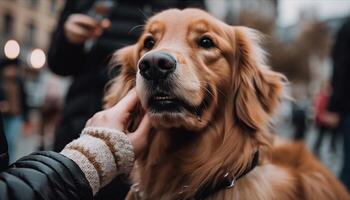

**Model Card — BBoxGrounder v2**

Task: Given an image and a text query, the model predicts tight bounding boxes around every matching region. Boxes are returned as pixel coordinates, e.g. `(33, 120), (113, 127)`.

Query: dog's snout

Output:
(139, 52), (176, 80)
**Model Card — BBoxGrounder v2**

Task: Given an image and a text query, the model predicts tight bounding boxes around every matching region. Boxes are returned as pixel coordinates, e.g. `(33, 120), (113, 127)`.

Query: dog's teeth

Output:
(155, 96), (174, 100)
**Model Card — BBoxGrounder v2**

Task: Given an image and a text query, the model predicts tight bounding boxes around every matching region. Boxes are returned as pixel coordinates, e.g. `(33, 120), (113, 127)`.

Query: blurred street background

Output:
(0, 0), (349, 181)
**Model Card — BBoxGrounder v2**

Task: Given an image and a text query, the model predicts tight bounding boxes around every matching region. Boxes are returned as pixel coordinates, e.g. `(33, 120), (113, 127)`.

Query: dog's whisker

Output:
(176, 79), (219, 100)
(128, 24), (145, 34)
(197, 81), (226, 98)
(138, 8), (150, 19)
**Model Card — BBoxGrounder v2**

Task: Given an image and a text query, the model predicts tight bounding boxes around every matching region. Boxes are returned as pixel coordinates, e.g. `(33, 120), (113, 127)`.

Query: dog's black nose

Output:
(138, 52), (176, 80)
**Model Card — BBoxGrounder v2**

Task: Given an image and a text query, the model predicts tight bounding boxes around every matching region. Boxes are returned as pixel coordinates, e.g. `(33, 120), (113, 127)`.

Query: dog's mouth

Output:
(139, 83), (214, 129)
(148, 92), (185, 113)
(146, 86), (212, 118)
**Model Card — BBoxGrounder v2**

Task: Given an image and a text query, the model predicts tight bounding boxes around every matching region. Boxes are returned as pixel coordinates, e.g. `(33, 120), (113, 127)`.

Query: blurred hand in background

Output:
(321, 111), (340, 128)
(64, 14), (110, 45)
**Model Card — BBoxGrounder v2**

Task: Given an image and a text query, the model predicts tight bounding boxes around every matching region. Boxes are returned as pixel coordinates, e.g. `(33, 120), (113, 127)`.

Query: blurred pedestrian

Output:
(313, 82), (339, 156)
(292, 101), (308, 140)
(0, 58), (30, 162)
(326, 17), (350, 190)
(38, 92), (62, 151)
(48, 1), (205, 199)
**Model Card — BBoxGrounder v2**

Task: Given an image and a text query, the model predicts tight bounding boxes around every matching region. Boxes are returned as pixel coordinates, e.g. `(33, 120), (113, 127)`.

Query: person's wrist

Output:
(61, 127), (135, 195)
(81, 127), (135, 175)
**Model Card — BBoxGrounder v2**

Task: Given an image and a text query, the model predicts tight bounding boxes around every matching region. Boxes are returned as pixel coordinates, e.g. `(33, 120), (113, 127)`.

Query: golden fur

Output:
(104, 9), (350, 200)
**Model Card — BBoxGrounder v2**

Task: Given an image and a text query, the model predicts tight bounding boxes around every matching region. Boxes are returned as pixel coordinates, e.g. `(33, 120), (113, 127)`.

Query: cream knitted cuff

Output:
(61, 127), (135, 195)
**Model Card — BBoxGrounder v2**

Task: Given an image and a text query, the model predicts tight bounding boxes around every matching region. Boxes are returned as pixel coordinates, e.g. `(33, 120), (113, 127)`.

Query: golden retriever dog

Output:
(104, 9), (350, 200)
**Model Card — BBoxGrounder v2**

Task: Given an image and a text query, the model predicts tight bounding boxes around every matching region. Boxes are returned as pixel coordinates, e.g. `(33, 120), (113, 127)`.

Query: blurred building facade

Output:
(0, 0), (66, 108)
(0, 0), (64, 55)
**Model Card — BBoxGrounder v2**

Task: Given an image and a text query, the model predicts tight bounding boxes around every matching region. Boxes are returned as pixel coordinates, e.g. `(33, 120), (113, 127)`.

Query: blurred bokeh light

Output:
(4, 40), (20, 59)
(29, 48), (46, 69)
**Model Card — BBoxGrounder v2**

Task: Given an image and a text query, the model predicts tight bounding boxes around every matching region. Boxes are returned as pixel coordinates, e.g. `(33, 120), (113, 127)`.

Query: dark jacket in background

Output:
(328, 18), (350, 114)
(48, 1), (205, 199)
(0, 112), (93, 200)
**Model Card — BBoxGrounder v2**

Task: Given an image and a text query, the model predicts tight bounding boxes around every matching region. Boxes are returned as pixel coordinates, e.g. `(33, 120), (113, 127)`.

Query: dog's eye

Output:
(144, 36), (155, 50)
(198, 36), (215, 49)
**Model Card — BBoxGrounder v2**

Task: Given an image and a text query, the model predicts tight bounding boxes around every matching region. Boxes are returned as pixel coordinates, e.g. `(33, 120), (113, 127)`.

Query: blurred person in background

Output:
(291, 101), (308, 140)
(48, 1), (205, 199)
(326, 17), (350, 190)
(38, 90), (62, 151)
(290, 84), (310, 141)
(0, 58), (29, 163)
(313, 82), (339, 156)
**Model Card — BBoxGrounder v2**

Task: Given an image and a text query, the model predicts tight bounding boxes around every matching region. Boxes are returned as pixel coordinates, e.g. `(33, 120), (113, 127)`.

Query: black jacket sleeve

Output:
(47, 0), (86, 76)
(0, 151), (93, 200)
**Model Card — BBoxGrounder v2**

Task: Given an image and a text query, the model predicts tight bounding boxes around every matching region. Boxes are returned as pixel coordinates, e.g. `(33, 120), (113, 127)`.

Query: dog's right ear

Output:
(104, 44), (139, 108)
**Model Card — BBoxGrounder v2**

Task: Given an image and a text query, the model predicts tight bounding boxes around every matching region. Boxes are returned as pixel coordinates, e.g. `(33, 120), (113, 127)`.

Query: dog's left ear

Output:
(104, 44), (139, 108)
(231, 27), (286, 132)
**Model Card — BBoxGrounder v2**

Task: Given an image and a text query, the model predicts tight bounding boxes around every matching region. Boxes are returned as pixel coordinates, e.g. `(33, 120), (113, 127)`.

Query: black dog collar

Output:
(193, 151), (260, 200)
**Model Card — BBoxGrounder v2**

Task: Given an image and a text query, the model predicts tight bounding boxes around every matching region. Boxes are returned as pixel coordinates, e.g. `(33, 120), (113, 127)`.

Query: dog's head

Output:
(105, 9), (284, 133)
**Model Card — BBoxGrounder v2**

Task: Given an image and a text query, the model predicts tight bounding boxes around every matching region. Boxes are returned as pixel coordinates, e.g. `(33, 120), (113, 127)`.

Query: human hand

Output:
(85, 90), (152, 158)
(321, 111), (340, 128)
(64, 14), (110, 45)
